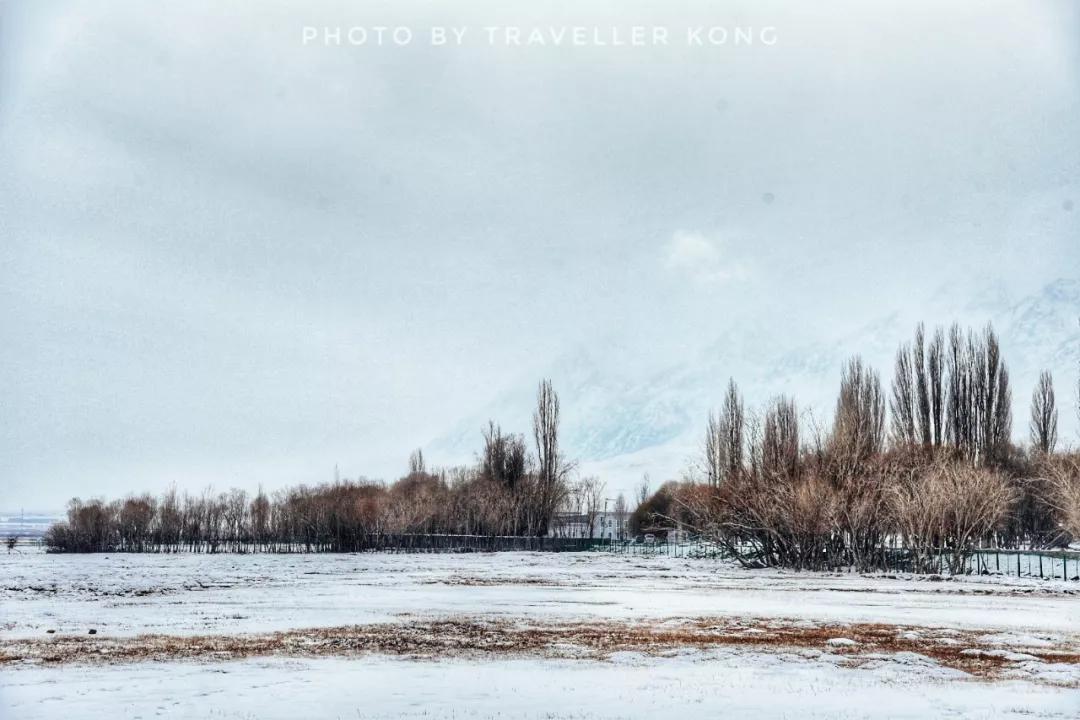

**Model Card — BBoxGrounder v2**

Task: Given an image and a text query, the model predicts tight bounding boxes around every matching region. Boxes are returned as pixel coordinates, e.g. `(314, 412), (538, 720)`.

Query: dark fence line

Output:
(35, 531), (1080, 579)
(602, 540), (1080, 580)
(346, 534), (596, 553)
(929, 548), (1080, 580)
(860, 547), (1080, 579)
(44, 533), (599, 554)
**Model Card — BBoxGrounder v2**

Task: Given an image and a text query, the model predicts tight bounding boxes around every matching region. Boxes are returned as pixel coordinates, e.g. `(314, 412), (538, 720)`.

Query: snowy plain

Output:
(2, 550), (1078, 719)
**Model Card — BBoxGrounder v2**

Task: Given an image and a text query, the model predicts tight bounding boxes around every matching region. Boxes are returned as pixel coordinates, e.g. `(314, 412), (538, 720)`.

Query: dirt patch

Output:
(420, 576), (571, 587)
(2, 617), (1077, 685)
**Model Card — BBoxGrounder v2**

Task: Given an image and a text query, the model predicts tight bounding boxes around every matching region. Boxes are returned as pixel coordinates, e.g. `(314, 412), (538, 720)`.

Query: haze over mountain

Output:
(429, 278), (1080, 498)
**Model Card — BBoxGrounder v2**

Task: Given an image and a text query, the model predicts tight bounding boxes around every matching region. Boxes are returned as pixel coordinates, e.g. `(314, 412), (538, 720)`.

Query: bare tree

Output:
(704, 379), (746, 485)
(636, 474), (651, 507)
(251, 488), (270, 552)
(481, 422), (528, 489)
(890, 341), (917, 446)
(1043, 455), (1080, 540)
(1029, 371), (1058, 455)
(408, 448), (426, 475)
(579, 476), (606, 538)
(981, 325), (1012, 463)
(946, 324), (971, 457)
(891, 461), (1016, 573)
(533, 379), (570, 536)
(946, 324), (1012, 464)
(703, 410), (725, 487)
(830, 356), (885, 477)
(912, 324), (931, 446)
(891, 324), (946, 448)
(722, 379), (745, 481)
(761, 395), (799, 480)
(927, 327), (946, 447)
(613, 493), (628, 541)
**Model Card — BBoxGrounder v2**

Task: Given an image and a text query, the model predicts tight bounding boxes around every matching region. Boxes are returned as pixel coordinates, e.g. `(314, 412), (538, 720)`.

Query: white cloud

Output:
(663, 231), (747, 285)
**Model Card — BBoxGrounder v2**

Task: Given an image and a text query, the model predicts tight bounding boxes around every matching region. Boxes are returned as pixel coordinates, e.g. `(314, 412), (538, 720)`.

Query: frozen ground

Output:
(6, 652), (1080, 720)
(2, 550), (1078, 718)
(3, 550), (1078, 638)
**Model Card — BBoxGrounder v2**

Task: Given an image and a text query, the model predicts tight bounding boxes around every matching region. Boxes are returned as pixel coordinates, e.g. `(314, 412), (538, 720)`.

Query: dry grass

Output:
(3, 617), (1078, 684)
(418, 575), (572, 587)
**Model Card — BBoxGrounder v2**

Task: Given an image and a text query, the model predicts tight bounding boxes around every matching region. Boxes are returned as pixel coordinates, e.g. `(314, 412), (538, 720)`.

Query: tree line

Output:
(44, 322), (1080, 568)
(633, 323), (1080, 573)
(45, 380), (583, 553)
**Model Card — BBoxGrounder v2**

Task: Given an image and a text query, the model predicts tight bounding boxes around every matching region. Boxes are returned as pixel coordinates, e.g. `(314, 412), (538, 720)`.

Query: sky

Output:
(2, 0), (1079, 510)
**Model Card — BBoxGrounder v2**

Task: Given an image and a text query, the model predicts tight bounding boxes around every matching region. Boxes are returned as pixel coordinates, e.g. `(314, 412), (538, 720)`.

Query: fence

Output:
(349, 534), (596, 553)
(918, 549), (1080, 580)
(862, 547), (1080, 580)
(19, 530), (1080, 574)
(597, 540), (1080, 580)
(596, 539), (724, 558)
(34, 533), (600, 554)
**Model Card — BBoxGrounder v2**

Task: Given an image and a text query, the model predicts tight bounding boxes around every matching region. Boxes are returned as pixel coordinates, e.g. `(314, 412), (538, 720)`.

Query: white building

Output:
(547, 511), (628, 541)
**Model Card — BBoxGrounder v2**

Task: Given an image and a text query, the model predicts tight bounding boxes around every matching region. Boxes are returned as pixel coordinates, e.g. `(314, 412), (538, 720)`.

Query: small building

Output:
(548, 511), (628, 541)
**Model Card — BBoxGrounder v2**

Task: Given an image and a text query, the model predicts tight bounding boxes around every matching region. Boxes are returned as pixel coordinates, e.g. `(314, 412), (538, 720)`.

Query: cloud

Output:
(1, 0), (1078, 509)
(663, 231), (747, 285)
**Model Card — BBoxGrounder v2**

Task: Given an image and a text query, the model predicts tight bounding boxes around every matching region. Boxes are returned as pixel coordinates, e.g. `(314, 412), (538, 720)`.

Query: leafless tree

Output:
(408, 448), (426, 475)
(579, 476), (606, 538)
(891, 342), (917, 446)
(1030, 370), (1058, 455)
(636, 474), (651, 507)
(761, 395), (799, 480)
(1042, 455), (1080, 540)
(481, 422), (528, 490)
(533, 379), (571, 536)
(251, 488), (270, 552)
(946, 324), (1012, 464)
(981, 325), (1012, 463)
(720, 379), (745, 481)
(703, 410), (725, 487)
(703, 380), (745, 486)
(890, 461), (1016, 573)
(613, 493), (628, 541)
(891, 324), (946, 448)
(830, 356), (885, 478)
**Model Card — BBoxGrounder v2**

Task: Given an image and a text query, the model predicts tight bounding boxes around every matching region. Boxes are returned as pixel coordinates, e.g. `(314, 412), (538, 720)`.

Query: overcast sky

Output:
(2, 1), (1079, 510)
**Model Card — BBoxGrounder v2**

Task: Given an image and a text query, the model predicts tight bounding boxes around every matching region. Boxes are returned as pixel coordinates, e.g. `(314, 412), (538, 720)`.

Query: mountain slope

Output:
(428, 279), (1080, 491)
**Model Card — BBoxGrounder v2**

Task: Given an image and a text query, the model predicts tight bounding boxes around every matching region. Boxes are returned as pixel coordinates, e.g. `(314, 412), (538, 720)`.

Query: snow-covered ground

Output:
(2, 550), (1078, 718)
(6, 652), (1080, 720)
(4, 550), (1079, 638)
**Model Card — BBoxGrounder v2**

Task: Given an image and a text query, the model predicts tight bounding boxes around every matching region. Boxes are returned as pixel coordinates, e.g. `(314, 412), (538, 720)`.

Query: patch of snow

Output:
(7, 653), (1078, 720)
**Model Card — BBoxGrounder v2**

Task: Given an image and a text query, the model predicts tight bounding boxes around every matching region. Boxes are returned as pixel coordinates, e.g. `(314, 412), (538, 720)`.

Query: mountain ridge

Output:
(428, 279), (1080, 489)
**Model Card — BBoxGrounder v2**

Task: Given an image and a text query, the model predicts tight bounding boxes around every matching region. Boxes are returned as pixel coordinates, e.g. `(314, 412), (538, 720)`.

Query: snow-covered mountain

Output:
(428, 279), (1080, 493)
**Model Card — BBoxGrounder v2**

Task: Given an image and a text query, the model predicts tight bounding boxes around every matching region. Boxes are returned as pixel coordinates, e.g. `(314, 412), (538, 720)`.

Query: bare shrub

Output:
(891, 461), (1016, 573)
(1040, 454), (1080, 541)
